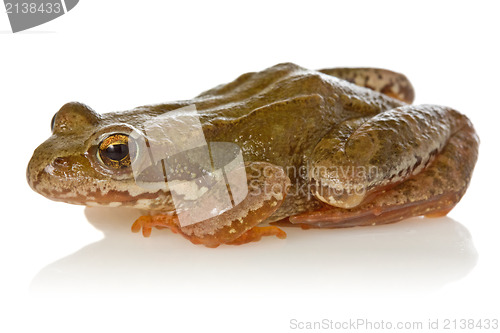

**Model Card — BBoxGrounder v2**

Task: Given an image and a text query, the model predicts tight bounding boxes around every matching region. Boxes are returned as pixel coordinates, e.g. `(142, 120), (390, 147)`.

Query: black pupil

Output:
(105, 144), (129, 161)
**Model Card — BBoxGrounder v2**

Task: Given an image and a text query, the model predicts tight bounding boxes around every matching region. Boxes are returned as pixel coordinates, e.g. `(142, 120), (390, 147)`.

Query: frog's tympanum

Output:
(27, 63), (479, 247)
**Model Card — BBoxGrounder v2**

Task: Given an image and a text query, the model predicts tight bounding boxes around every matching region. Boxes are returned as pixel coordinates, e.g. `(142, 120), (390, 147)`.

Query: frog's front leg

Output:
(295, 104), (479, 227)
(132, 162), (290, 247)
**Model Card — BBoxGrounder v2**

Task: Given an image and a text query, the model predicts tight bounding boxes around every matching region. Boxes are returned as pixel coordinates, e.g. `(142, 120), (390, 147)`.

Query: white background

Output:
(1, 1), (499, 332)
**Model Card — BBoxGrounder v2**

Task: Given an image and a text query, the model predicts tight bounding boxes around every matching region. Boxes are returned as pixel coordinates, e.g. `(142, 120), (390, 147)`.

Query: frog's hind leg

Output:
(294, 104), (479, 228)
(318, 67), (415, 104)
(131, 162), (290, 247)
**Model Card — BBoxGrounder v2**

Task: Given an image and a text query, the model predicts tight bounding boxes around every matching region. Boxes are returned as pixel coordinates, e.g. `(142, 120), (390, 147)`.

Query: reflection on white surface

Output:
(30, 207), (477, 295)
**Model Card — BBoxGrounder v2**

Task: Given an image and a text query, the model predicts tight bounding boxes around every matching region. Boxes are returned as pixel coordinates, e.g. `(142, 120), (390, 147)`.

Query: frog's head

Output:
(27, 102), (174, 210)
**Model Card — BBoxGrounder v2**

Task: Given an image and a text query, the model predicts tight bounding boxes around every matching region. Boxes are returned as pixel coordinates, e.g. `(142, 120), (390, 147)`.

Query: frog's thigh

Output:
(297, 105), (479, 227)
(134, 162), (290, 247)
(318, 67), (415, 104)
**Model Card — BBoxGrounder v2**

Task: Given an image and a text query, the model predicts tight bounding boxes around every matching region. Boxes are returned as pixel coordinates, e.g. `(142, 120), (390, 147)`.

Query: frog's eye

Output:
(98, 134), (131, 169)
(50, 113), (56, 132)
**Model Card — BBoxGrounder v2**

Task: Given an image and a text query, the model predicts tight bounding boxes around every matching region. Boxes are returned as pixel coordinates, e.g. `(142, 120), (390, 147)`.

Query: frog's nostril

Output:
(53, 157), (68, 168)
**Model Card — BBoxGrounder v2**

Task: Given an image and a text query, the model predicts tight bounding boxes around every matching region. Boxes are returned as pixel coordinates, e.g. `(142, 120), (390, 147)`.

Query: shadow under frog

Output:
(30, 207), (478, 295)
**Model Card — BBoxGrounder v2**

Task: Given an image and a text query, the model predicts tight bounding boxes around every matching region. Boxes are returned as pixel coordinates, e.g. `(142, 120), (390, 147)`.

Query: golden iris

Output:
(98, 134), (131, 169)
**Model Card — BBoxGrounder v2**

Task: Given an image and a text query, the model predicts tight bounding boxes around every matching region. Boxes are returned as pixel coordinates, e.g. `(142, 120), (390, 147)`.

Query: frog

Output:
(27, 63), (479, 247)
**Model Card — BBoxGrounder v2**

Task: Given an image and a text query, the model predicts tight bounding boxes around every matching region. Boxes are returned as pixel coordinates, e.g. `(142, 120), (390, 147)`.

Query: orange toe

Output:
(131, 214), (178, 237)
(226, 226), (287, 245)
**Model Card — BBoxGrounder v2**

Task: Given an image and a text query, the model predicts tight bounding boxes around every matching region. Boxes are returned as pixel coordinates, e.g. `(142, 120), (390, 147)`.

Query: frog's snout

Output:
(26, 146), (62, 201)
(26, 148), (49, 197)
(26, 137), (92, 205)
(27, 101), (102, 204)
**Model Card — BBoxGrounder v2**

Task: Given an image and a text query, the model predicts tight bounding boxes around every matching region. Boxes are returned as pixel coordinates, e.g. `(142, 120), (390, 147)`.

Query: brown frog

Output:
(26, 63), (479, 247)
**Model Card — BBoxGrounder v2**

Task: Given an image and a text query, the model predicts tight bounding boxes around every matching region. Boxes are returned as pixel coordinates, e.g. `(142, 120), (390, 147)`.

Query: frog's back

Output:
(102, 63), (403, 167)
(195, 63), (403, 165)
(194, 62), (402, 122)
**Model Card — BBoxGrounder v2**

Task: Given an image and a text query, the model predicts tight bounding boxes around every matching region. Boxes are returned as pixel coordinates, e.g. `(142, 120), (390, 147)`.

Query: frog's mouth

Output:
(27, 149), (174, 210)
